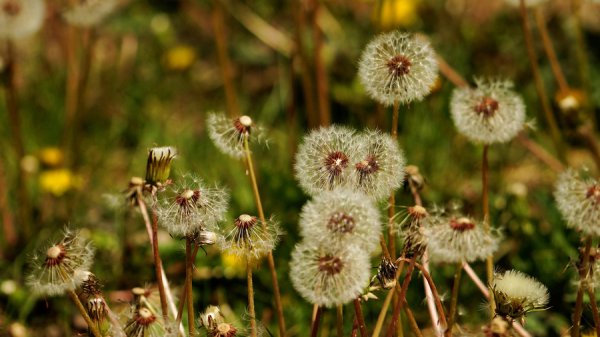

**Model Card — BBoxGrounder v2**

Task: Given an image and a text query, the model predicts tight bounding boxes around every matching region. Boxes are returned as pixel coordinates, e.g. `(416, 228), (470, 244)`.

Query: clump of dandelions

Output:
(157, 174), (229, 238)
(351, 129), (405, 201)
(295, 125), (359, 195)
(450, 78), (526, 144)
(492, 270), (549, 323)
(358, 31), (438, 105)
(554, 168), (600, 236)
(62, 0), (118, 27)
(299, 189), (381, 253)
(207, 113), (264, 159)
(220, 214), (281, 261)
(27, 228), (95, 296)
(0, 0), (45, 40)
(424, 215), (500, 263)
(290, 241), (370, 308)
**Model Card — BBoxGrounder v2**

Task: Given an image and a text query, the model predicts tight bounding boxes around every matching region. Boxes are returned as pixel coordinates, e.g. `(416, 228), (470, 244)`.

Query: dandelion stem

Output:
(336, 305), (344, 337)
(177, 244), (199, 327)
(518, 0), (564, 160)
(570, 0), (592, 109)
(308, 0), (330, 126)
(243, 136), (287, 337)
(67, 290), (103, 337)
(310, 306), (322, 337)
(586, 285), (600, 337)
(247, 259), (258, 337)
(0, 161), (17, 247)
(388, 100), (400, 258)
(516, 133), (564, 173)
(151, 200), (169, 320)
(372, 255), (407, 337)
(482, 145), (495, 318)
(572, 236), (593, 337)
(386, 258), (416, 337)
(403, 303), (424, 337)
(185, 238), (196, 336)
(445, 262), (463, 337)
(353, 298), (368, 337)
(351, 316), (359, 337)
(533, 7), (569, 93)
(436, 55), (469, 88)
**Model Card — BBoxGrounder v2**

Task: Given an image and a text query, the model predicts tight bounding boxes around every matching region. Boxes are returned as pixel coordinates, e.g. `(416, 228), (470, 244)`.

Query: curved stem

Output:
(445, 263), (463, 337)
(386, 258), (416, 337)
(243, 137), (287, 336)
(67, 290), (103, 337)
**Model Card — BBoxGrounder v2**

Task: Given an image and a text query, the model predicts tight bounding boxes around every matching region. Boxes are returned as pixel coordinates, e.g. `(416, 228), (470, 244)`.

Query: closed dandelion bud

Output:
(492, 270), (549, 323)
(207, 113), (264, 158)
(554, 168), (600, 236)
(157, 174), (229, 238)
(145, 146), (177, 186)
(299, 189), (381, 253)
(375, 257), (398, 289)
(290, 241), (370, 308)
(63, 0), (118, 27)
(358, 31), (438, 105)
(26, 228), (94, 296)
(450, 79), (526, 144)
(405, 165), (424, 190)
(80, 272), (107, 323)
(221, 214), (281, 260)
(399, 205), (428, 258)
(425, 215), (500, 263)
(0, 0), (45, 40)
(351, 130), (405, 201)
(295, 125), (359, 195)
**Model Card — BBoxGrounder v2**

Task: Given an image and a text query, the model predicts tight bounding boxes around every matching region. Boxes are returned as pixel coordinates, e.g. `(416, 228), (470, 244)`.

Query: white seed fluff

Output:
(207, 113), (264, 159)
(0, 0), (45, 40)
(63, 0), (118, 27)
(492, 269), (549, 318)
(554, 168), (600, 236)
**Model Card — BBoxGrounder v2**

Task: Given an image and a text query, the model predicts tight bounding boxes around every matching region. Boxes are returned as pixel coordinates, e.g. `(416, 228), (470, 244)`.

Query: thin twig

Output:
(353, 298), (368, 337)
(386, 258), (416, 337)
(309, 0), (330, 126)
(243, 137), (287, 336)
(150, 201), (169, 319)
(67, 290), (103, 337)
(372, 256), (407, 337)
(403, 303), (424, 337)
(516, 133), (564, 173)
(176, 244), (200, 329)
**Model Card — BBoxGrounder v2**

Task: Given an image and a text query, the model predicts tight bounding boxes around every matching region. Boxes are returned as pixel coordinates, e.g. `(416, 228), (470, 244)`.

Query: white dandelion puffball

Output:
(207, 113), (264, 159)
(299, 189), (381, 253)
(63, 0), (118, 27)
(220, 214), (281, 261)
(290, 241), (370, 308)
(358, 31), (438, 105)
(554, 168), (600, 236)
(450, 79), (526, 144)
(0, 0), (45, 40)
(492, 269), (549, 320)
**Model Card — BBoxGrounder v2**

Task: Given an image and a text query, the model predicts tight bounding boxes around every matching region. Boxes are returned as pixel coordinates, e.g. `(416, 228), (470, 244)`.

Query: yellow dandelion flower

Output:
(164, 45), (196, 71)
(38, 147), (64, 167)
(375, 0), (419, 30)
(39, 169), (79, 196)
(221, 253), (245, 279)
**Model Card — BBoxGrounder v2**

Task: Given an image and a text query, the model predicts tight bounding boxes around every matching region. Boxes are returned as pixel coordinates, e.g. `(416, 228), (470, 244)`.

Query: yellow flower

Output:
(374, 0), (419, 29)
(164, 45), (196, 71)
(38, 147), (64, 167)
(39, 169), (80, 196)
(221, 253), (245, 279)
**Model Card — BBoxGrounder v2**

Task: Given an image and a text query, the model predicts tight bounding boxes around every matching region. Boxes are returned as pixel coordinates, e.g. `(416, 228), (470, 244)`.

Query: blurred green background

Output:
(1, 0), (600, 336)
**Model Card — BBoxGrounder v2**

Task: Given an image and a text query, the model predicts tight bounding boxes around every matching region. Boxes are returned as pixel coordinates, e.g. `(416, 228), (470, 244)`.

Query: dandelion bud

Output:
(450, 79), (526, 144)
(0, 0), (45, 40)
(399, 205), (428, 258)
(424, 214), (500, 263)
(492, 270), (549, 323)
(27, 228), (95, 296)
(295, 125), (359, 195)
(375, 257), (398, 289)
(63, 0), (118, 27)
(145, 146), (177, 186)
(405, 165), (424, 190)
(290, 241), (370, 308)
(221, 214), (281, 260)
(358, 31), (438, 105)
(554, 168), (600, 236)
(299, 189), (381, 253)
(207, 113), (264, 158)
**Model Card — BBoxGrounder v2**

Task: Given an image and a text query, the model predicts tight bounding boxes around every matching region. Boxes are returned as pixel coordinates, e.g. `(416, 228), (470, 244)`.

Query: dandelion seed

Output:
(358, 31), (438, 105)
(351, 130), (405, 201)
(424, 214), (500, 263)
(157, 174), (229, 238)
(492, 270), (549, 323)
(26, 228), (94, 296)
(290, 241), (370, 308)
(0, 0), (44, 40)
(450, 79), (526, 144)
(554, 168), (600, 236)
(207, 113), (264, 159)
(295, 125), (359, 195)
(145, 146), (177, 186)
(299, 189), (381, 253)
(63, 0), (118, 27)
(221, 214), (281, 260)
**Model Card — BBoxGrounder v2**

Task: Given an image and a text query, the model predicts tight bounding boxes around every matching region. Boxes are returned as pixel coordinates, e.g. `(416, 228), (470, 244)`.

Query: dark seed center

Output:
(327, 212), (356, 233)
(135, 308), (156, 326)
(355, 155), (379, 177)
(474, 96), (499, 117)
(586, 184), (600, 203)
(450, 217), (475, 231)
(324, 151), (349, 179)
(318, 255), (344, 275)
(2, 0), (21, 16)
(387, 55), (412, 77)
(45, 244), (66, 267)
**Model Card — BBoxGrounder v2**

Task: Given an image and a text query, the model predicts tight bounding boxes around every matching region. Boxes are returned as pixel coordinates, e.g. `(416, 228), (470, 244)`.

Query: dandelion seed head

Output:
(207, 113), (264, 159)
(295, 125), (359, 195)
(145, 146), (177, 186)
(63, 0), (118, 27)
(425, 214), (500, 263)
(27, 228), (94, 297)
(399, 205), (429, 257)
(351, 130), (405, 201)
(0, 0), (44, 40)
(290, 241), (370, 308)
(554, 168), (600, 236)
(299, 189), (381, 253)
(358, 31), (438, 105)
(492, 270), (549, 321)
(450, 79), (526, 144)
(220, 215), (281, 261)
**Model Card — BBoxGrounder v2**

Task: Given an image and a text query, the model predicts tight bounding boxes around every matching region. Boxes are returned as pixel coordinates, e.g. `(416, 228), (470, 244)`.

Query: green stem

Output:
(336, 305), (343, 337)
(151, 200), (168, 320)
